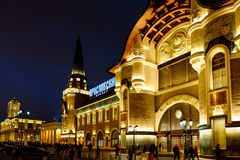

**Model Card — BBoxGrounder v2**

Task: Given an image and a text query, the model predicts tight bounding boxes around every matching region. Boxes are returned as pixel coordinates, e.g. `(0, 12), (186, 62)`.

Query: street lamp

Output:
(180, 118), (193, 158)
(129, 125), (138, 160)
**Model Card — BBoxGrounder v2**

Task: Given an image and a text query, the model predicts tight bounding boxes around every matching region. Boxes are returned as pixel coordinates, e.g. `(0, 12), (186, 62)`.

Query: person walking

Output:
(96, 146), (100, 159)
(69, 145), (75, 160)
(188, 146), (194, 160)
(173, 145), (180, 160)
(128, 147), (133, 160)
(194, 145), (199, 160)
(215, 144), (221, 160)
(159, 142), (162, 152)
(115, 145), (119, 157)
(78, 144), (82, 160)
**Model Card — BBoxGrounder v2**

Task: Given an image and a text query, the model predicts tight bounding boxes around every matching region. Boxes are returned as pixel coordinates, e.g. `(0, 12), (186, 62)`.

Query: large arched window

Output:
(97, 132), (104, 147)
(111, 130), (120, 147)
(86, 132), (91, 146)
(212, 52), (226, 89)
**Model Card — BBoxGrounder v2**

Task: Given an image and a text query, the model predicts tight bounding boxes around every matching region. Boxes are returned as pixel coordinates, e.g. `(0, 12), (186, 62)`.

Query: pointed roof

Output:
(71, 32), (85, 76)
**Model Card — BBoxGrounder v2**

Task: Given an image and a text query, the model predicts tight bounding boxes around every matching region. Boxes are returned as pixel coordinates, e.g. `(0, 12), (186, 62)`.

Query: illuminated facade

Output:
(62, 0), (240, 158)
(41, 122), (61, 144)
(0, 99), (43, 144)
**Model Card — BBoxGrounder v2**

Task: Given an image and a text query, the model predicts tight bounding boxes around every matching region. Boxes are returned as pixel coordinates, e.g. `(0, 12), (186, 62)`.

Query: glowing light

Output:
(63, 88), (89, 96)
(60, 134), (75, 138)
(226, 127), (240, 131)
(89, 77), (115, 97)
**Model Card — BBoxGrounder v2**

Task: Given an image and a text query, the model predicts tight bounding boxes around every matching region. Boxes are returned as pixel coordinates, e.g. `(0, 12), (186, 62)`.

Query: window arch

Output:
(111, 130), (120, 147)
(212, 52), (226, 89)
(86, 132), (91, 146)
(97, 131), (104, 147)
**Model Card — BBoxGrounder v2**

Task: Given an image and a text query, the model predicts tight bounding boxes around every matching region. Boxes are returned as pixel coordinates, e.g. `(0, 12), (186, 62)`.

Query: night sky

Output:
(0, 1), (147, 122)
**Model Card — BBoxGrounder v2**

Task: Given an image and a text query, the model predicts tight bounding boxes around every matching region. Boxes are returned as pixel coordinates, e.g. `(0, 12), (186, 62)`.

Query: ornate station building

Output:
(61, 0), (240, 158)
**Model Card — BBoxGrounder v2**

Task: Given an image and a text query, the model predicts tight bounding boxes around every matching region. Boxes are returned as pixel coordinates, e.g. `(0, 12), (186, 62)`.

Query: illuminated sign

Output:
(90, 77), (115, 97)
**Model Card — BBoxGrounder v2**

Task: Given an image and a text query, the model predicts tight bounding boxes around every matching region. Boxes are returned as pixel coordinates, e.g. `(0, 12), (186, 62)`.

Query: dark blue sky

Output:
(0, 0), (147, 121)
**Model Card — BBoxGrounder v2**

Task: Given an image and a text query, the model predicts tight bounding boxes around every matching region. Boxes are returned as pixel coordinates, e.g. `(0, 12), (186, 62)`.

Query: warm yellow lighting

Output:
(200, 129), (212, 134)
(189, 53), (205, 73)
(105, 130), (109, 134)
(63, 88), (90, 96)
(226, 127), (240, 131)
(60, 134), (75, 138)
(120, 122), (126, 128)
(212, 105), (224, 116)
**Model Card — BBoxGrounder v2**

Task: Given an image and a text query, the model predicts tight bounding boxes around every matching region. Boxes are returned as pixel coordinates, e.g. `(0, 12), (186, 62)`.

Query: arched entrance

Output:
(156, 95), (200, 152)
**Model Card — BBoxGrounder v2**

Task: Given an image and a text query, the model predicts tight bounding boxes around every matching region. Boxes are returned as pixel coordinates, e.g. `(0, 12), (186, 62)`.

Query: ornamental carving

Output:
(192, 9), (201, 22)
(204, 15), (234, 43)
(159, 42), (171, 62)
(132, 34), (144, 56)
(158, 31), (190, 64)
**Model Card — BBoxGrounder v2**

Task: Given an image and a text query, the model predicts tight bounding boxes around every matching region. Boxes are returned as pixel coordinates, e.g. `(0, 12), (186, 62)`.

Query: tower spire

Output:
(71, 31), (85, 76)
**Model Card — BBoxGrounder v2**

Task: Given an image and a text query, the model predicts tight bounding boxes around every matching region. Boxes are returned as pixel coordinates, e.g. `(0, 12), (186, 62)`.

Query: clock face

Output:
(175, 110), (182, 119)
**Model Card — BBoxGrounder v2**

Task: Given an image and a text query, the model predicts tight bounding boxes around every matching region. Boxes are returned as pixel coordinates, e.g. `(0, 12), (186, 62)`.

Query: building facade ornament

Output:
(158, 31), (190, 64)
(204, 14), (234, 44)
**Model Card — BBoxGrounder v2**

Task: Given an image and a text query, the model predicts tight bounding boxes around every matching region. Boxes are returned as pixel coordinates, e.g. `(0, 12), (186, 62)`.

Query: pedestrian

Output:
(69, 145), (75, 160)
(74, 145), (79, 160)
(155, 146), (159, 160)
(128, 147), (133, 160)
(78, 144), (82, 159)
(96, 146), (100, 159)
(159, 142), (162, 152)
(188, 145), (194, 160)
(194, 145), (199, 160)
(215, 144), (221, 160)
(115, 144), (119, 157)
(143, 144), (147, 153)
(173, 144), (180, 160)
(88, 143), (92, 159)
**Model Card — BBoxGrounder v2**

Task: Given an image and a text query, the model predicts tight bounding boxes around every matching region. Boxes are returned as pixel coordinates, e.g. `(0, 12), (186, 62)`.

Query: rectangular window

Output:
(77, 117), (80, 128)
(98, 111), (102, 122)
(105, 109), (110, 121)
(92, 112), (96, 124)
(87, 114), (90, 125)
(113, 108), (118, 120)
(82, 115), (85, 126)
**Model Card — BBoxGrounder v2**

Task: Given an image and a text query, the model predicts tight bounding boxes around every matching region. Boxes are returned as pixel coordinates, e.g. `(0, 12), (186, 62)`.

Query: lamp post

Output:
(129, 125), (138, 160)
(180, 118), (193, 158)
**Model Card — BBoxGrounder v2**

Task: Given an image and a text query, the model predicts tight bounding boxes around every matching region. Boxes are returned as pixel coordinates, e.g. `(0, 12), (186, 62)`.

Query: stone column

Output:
(190, 52), (207, 125)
